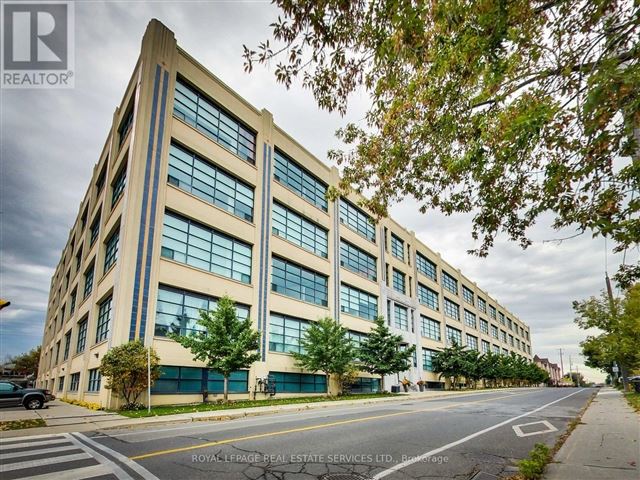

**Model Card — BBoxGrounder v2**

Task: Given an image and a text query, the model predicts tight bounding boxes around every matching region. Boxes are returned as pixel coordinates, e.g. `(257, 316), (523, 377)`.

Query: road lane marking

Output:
(16, 464), (110, 480)
(512, 420), (558, 437)
(128, 389), (539, 460)
(0, 452), (91, 472)
(0, 438), (71, 450)
(0, 445), (78, 461)
(97, 388), (543, 439)
(73, 432), (160, 480)
(371, 388), (587, 479)
(65, 433), (135, 480)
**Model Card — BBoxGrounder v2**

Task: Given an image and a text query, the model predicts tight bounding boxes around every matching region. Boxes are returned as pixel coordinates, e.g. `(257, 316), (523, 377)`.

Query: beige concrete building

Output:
(37, 19), (533, 408)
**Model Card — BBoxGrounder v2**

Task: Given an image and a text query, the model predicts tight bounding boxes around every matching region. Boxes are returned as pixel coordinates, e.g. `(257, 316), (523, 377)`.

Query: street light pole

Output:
(147, 345), (151, 415)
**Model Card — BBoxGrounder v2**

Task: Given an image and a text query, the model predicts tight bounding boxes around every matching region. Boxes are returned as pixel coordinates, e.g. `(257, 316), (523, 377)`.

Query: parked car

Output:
(0, 381), (55, 409)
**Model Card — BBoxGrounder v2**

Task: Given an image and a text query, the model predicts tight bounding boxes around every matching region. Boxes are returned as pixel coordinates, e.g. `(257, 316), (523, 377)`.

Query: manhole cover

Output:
(318, 474), (371, 480)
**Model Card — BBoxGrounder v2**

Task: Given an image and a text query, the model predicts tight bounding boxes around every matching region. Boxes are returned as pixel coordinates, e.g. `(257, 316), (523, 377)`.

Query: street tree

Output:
(245, 1), (639, 286)
(292, 317), (356, 394)
(432, 342), (469, 389)
(13, 346), (41, 377)
(170, 296), (260, 402)
(100, 341), (160, 409)
(574, 283), (640, 390)
(358, 316), (414, 391)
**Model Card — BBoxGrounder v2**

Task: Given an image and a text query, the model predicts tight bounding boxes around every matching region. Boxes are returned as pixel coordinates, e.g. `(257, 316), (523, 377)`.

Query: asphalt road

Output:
(0, 387), (593, 480)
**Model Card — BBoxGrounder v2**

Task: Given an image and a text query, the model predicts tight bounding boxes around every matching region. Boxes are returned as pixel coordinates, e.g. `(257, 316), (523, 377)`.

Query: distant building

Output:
(534, 355), (562, 385)
(37, 19), (533, 409)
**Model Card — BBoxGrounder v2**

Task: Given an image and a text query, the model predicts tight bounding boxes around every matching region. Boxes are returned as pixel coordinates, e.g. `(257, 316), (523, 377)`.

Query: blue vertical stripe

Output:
(129, 65), (161, 341)
(139, 69), (169, 343)
(261, 145), (273, 360)
(256, 143), (268, 358)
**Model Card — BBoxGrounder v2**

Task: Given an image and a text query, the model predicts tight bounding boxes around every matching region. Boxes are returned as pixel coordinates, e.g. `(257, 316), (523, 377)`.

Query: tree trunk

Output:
(326, 374), (330, 395)
(223, 376), (229, 402)
(380, 375), (385, 392)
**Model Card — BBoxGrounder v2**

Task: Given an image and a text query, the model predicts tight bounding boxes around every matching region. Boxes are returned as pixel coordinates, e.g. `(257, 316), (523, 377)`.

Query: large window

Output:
(340, 284), (377, 320)
(69, 289), (76, 315)
(63, 330), (71, 360)
(76, 318), (87, 353)
(489, 305), (497, 319)
(491, 324), (499, 339)
(394, 304), (409, 331)
(481, 340), (490, 354)
(269, 313), (309, 354)
(348, 377), (380, 394)
(391, 234), (404, 260)
(466, 334), (478, 350)
(83, 262), (94, 299)
(111, 166), (126, 207)
(464, 309), (477, 329)
(87, 369), (101, 392)
(118, 108), (133, 147)
(442, 271), (458, 295)
(161, 212), (252, 283)
(498, 311), (505, 325)
(462, 286), (474, 305)
(90, 212), (100, 246)
(339, 199), (375, 241)
(392, 269), (406, 294)
(340, 241), (376, 281)
(420, 316), (441, 341)
(69, 372), (80, 392)
(501, 330), (508, 342)
(347, 330), (368, 348)
(155, 285), (250, 337)
(417, 284), (439, 311)
(416, 253), (437, 282)
(446, 326), (462, 346)
(274, 149), (328, 211)
(151, 366), (249, 394)
(272, 203), (328, 258)
(174, 80), (256, 162)
(422, 348), (437, 371)
(477, 297), (487, 313)
(95, 296), (112, 343)
(270, 371), (326, 393)
(443, 298), (460, 320)
(103, 229), (119, 273)
(480, 319), (489, 334)
(271, 257), (328, 306)
(168, 143), (254, 221)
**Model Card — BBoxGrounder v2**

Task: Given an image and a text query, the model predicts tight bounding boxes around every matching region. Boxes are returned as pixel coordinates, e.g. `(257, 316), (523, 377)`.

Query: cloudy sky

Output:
(1, 1), (636, 381)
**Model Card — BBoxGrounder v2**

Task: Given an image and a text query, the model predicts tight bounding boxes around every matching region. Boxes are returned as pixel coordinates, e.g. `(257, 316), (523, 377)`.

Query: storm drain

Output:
(318, 474), (372, 480)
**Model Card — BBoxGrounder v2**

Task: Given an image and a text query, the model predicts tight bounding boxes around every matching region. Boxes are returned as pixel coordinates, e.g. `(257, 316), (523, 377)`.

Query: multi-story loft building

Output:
(37, 20), (533, 408)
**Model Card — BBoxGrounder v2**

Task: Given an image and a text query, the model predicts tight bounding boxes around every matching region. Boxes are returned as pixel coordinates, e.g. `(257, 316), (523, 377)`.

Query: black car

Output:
(0, 381), (55, 409)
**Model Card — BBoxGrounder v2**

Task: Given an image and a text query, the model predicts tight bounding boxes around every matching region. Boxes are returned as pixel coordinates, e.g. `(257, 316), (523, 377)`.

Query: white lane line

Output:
(0, 438), (70, 450)
(73, 432), (160, 480)
(20, 463), (110, 480)
(65, 433), (135, 480)
(372, 388), (587, 479)
(0, 452), (91, 472)
(0, 434), (67, 444)
(0, 444), (79, 460)
(94, 388), (545, 439)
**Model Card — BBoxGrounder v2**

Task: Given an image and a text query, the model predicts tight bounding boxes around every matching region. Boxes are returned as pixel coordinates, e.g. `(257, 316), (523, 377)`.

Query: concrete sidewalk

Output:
(0, 387), (534, 438)
(545, 388), (639, 480)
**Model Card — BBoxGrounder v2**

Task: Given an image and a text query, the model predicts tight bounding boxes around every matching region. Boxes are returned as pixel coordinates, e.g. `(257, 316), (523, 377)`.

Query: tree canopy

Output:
(99, 341), (160, 409)
(12, 346), (41, 377)
(169, 296), (261, 401)
(245, 0), (639, 286)
(574, 283), (640, 389)
(292, 317), (356, 394)
(358, 316), (414, 390)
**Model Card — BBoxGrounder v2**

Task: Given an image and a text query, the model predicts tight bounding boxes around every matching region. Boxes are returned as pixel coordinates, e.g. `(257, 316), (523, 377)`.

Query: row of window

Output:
(57, 368), (101, 394)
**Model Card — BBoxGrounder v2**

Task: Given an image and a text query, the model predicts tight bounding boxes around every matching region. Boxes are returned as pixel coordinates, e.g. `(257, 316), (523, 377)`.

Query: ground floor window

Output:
(348, 377), (380, 394)
(69, 372), (80, 391)
(87, 368), (101, 392)
(269, 371), (326, 393)
(151, 366), (249, 394)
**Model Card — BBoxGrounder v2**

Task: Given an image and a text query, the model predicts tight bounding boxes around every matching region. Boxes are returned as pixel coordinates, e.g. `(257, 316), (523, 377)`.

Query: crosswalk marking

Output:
(19, 464), (111, 480)
(0, 444), (78, 461)
(0, 432), (158, 480)
(0, 452), (91, 473)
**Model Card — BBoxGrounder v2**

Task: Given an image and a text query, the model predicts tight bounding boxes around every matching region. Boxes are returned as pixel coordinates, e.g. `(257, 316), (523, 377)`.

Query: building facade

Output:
(534, 355), (562, 386)
(37, 20), (533, 408)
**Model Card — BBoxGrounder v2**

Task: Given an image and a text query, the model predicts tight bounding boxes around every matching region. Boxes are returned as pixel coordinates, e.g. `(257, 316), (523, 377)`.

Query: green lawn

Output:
(0, 418), (46, 431)
(118, 393), (398, 418)
(624, 391), (640, 412)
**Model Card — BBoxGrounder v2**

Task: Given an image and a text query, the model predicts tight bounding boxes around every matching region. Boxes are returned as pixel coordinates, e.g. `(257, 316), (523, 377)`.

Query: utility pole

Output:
(569, 355), (574, 386)
(558, 348), (565, 379)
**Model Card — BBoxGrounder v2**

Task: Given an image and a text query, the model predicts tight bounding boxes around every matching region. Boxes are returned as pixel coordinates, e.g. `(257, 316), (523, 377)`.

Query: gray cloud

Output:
(1, 2), (636, 381)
